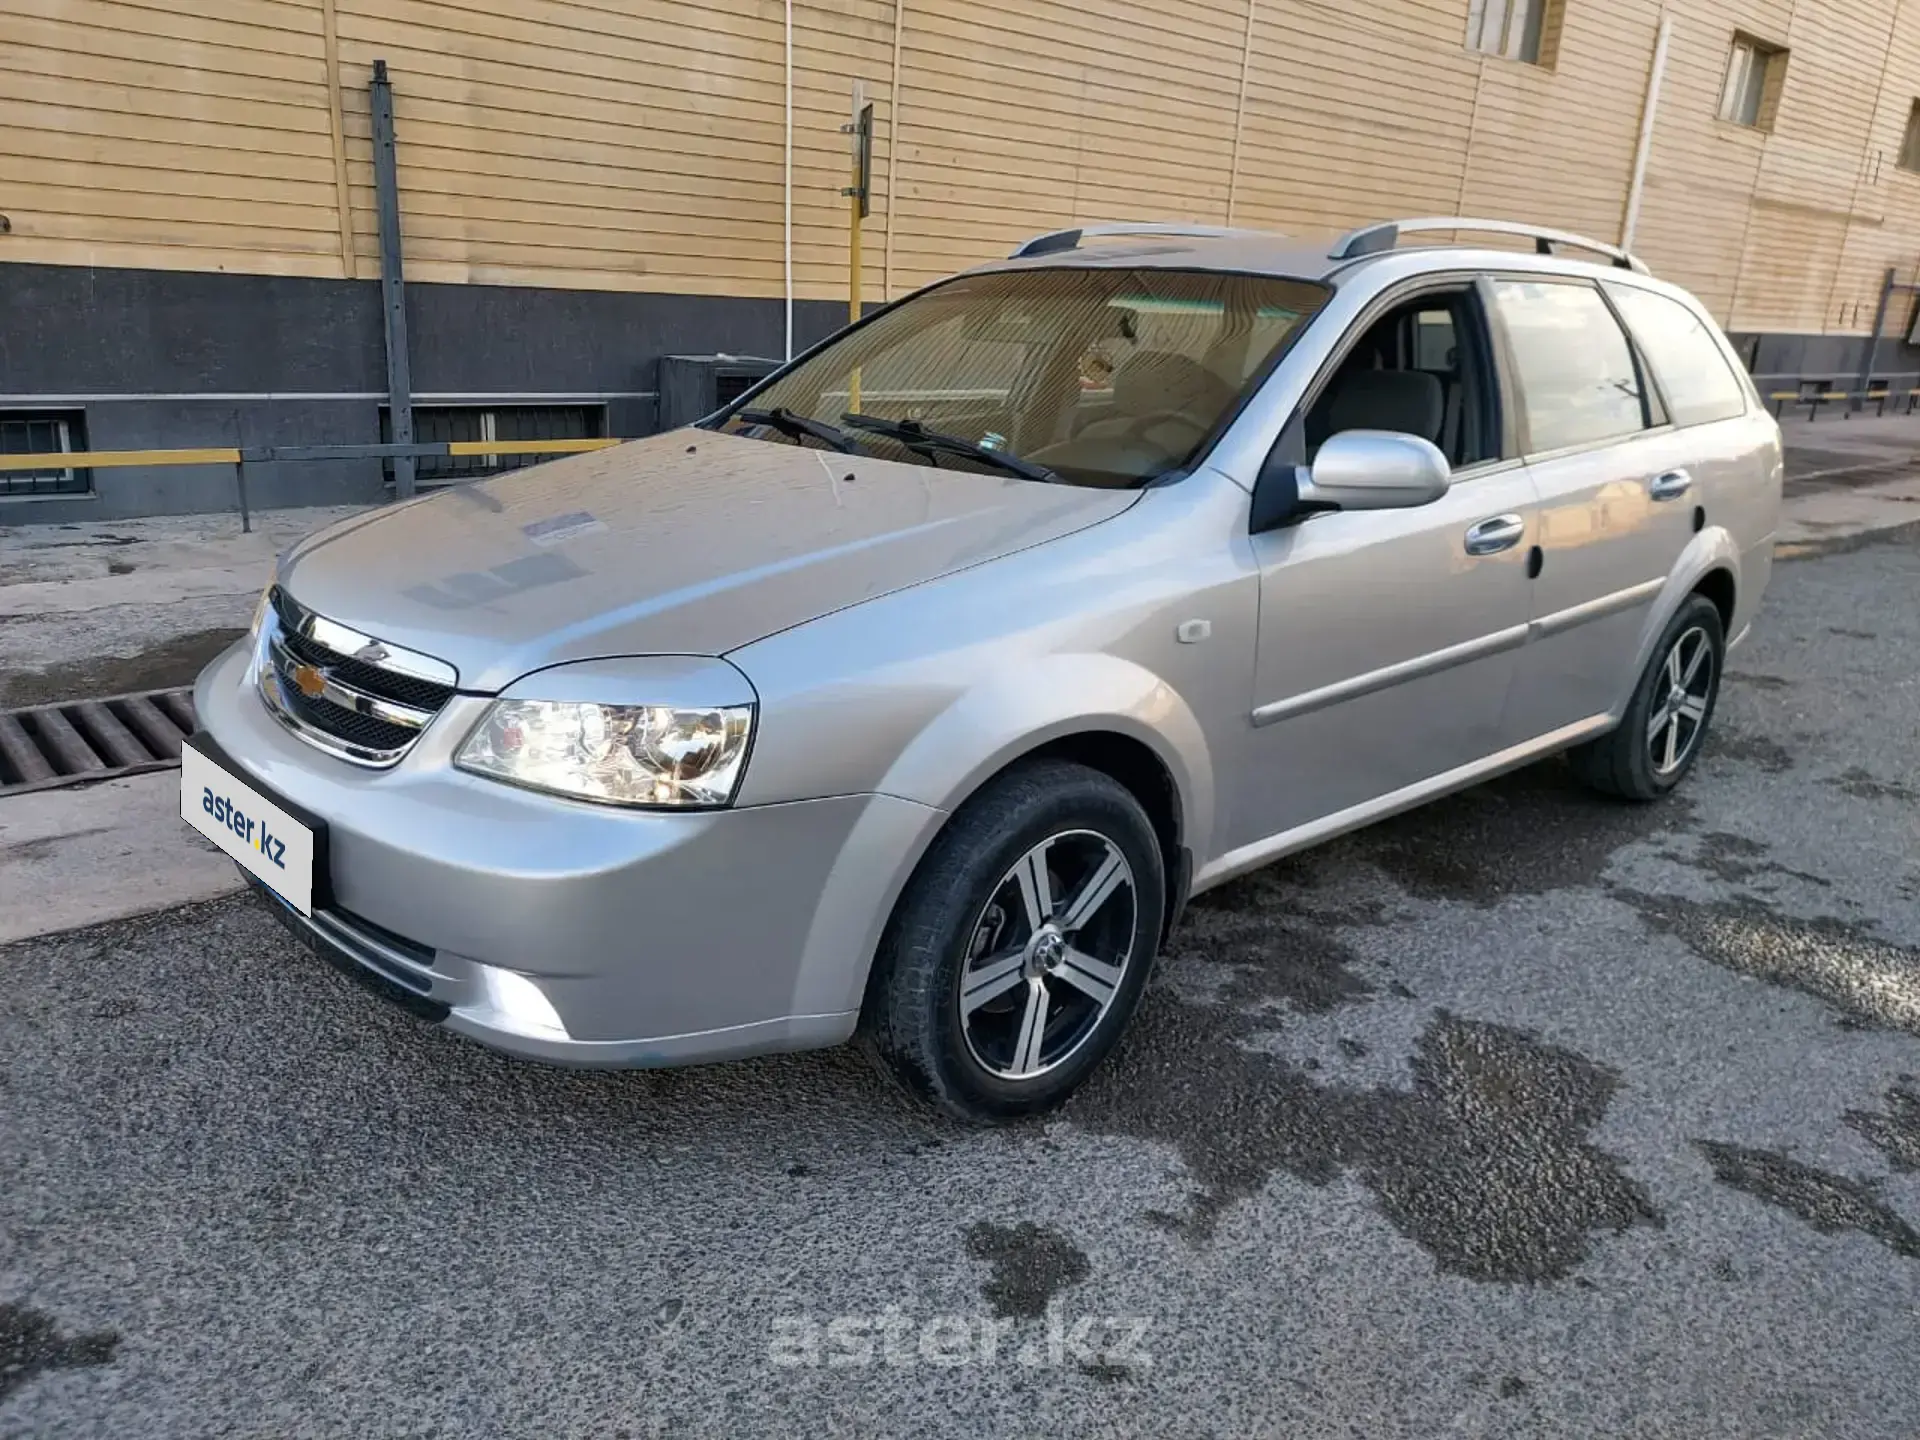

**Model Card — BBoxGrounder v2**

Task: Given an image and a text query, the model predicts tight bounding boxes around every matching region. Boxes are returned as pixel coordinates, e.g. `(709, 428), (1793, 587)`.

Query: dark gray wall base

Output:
(0, 261), (849, 521)
(1728, 329), (1920, 386)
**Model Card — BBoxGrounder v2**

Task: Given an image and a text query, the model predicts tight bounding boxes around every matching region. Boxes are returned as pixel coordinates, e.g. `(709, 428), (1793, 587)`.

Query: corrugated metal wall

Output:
(4, 0), (1919, 334)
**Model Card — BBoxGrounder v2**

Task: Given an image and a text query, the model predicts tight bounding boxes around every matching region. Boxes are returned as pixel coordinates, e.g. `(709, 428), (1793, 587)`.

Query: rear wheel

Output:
(860, 760), (1165, 1123)
(1570, 593), (1725, 801)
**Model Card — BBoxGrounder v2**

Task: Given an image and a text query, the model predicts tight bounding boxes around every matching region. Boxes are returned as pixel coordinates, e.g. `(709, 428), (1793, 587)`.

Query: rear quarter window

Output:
(1605, 285), (1750, 428)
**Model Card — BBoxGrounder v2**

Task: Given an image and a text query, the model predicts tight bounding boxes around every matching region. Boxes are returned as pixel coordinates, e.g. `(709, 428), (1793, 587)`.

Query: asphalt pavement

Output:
(3, 525), (1919, 1438)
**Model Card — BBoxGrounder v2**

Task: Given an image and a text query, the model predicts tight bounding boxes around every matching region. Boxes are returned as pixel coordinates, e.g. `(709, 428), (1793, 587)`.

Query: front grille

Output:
(258, 587), (458, 768)
(276, 679), (421, 754)
(276, 618), (453, 712)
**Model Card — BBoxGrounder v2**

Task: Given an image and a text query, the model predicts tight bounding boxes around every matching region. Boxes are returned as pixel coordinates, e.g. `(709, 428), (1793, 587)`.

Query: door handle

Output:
(1649, 469), (1693, 501)
(1464, 513), (1526, 556)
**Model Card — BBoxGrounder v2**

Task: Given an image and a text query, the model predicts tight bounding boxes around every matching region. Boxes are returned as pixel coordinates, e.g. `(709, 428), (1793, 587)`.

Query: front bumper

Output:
(195, 641), (940, 1066)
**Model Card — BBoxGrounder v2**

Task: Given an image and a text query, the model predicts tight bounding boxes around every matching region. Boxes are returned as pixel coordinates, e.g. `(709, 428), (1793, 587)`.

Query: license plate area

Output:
(180, 732), (330, 915)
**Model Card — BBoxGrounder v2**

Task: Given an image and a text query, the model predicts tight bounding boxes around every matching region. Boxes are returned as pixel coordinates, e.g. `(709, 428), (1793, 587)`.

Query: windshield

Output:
(720, 267), (1329, 489)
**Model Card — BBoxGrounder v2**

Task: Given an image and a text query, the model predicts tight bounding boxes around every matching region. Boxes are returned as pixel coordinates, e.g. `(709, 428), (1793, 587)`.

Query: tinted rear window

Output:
(1492, 279), (1652, 454)
(1607, 285), (1749, 428)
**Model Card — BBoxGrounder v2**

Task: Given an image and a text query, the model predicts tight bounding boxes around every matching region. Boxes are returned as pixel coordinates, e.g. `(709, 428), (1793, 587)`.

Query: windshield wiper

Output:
(840, 413), (1057, 484)
(733, 407), (859, 454)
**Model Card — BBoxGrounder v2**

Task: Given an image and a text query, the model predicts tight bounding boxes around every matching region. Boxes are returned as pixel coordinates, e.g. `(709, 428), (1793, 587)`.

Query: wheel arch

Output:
(799, 657), (1215, 1024)
(1616, 528), (1744, 720)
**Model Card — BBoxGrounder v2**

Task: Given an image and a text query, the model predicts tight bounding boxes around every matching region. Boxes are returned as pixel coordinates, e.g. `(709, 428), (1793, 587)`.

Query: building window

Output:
(381, 403), (604, 485)
(1466, 0), (1553, 65)
(1899, 101), (1920, 173)
(1720, 34), (1786, 129)
(0, 410), (90, 498)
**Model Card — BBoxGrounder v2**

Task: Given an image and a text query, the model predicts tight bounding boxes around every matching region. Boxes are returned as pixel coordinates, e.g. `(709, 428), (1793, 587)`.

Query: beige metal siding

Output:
(0, 0), (343, 276)
(2, 0), (1917, 337)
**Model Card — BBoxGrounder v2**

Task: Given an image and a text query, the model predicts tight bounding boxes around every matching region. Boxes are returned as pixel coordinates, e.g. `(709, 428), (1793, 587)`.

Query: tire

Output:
(860, 759), (1166, 1123)
(1569, 593), (1726, 801)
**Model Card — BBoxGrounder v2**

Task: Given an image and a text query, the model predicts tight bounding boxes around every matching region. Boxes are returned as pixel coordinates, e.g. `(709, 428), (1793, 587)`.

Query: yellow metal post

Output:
(849, 154), (863, 414)
(845, 81), (871, 415)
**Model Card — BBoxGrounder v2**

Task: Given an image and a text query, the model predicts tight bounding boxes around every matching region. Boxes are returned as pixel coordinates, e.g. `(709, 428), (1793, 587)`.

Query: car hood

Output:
(278, 430), (1137, 693)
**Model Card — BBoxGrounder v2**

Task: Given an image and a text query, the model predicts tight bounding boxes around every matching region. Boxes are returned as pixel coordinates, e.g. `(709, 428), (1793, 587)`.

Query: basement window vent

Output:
(0, 410), (90, 498)
(379, 403), (604, 485)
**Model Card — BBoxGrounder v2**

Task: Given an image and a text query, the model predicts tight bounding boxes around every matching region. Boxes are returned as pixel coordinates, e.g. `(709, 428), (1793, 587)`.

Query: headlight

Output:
(456, 700), (753, 808)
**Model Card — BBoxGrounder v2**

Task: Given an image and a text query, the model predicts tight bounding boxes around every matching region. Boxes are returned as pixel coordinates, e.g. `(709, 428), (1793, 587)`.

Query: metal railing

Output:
(0, 437), (626, 531)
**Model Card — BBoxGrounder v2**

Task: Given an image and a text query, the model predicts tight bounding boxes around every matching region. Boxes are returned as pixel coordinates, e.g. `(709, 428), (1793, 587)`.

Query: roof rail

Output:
(1009, 223), (1269, 259)
(1331, 217), (1651, 274)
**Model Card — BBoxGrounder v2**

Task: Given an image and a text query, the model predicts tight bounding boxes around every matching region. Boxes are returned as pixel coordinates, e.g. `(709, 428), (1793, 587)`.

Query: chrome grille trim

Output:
(265, 629), (435, 731)
(255, 589), (458, 769)
(275, 588), (456, 688)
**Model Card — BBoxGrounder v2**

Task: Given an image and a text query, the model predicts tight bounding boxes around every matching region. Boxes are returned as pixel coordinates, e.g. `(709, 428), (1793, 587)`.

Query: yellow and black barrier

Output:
(0, 437), (627, 533)
(1767, 386), (1920, 420)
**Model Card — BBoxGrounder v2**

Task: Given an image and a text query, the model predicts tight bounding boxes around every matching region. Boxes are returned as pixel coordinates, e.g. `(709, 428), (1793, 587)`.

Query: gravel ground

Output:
(3, 527), (1918, 1439)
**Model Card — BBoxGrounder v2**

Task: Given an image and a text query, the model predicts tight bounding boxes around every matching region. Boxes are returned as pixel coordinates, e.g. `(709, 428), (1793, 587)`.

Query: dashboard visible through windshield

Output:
(716, 266), (1330, 489)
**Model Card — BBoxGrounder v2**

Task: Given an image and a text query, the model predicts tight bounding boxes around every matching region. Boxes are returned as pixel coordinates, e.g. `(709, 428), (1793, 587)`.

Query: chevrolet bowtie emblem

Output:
(291, 663), (328, 699)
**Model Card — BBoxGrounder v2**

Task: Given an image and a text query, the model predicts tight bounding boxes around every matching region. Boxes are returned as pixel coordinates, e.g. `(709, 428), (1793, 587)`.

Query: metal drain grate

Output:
(0, 687), (197, 797)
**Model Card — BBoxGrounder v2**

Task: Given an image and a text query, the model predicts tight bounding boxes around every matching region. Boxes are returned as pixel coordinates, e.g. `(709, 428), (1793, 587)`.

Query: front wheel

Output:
(1569, 593), (1725, 801)
(859, 760), (1165, 1123)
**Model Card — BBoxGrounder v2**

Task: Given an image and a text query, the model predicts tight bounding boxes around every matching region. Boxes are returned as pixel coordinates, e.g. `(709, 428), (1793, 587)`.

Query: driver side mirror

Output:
(1299, 429), (1452, 511)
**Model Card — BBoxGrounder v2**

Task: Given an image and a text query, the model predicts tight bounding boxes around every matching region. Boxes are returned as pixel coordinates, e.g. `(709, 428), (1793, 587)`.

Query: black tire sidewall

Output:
(869, 762), (1165, 1120)
(1620, 595), (1726, 796)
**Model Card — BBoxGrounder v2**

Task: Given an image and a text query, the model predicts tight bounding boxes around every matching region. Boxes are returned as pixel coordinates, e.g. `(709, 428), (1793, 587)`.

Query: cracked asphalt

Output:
(3, 526), (1918, 1438)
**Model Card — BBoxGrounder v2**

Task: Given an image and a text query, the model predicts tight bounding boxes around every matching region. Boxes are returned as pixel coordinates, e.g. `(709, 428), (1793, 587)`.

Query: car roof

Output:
(968, 217), (1659, 291)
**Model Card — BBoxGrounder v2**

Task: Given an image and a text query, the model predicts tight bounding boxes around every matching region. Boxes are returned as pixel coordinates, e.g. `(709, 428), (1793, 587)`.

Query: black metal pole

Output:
(370, 60), (415, 499)
(1854, 266), (1896, 415)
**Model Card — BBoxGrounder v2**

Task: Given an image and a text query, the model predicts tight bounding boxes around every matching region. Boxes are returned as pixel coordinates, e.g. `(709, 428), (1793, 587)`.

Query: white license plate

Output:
(180, 735), (320, 915)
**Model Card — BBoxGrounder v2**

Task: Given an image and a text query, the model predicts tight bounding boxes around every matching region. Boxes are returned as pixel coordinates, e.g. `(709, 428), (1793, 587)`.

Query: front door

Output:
(1488, 277), (1699, 739)
(1231, 281), (1538, 853)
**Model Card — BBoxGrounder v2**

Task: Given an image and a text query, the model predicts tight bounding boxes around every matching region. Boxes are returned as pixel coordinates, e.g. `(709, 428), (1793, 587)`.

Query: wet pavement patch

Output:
(1619, 895), (1920, 1037)
(1673, 832), (1833, 890)
(1846, 1079), (1920, 1173)
(962, 1221), (1091, 1319)
(1186, 906), (1377, 1016)
(1314, 762), (1694, 908)
(0, 627), (243, 708)
(1708, 729), (1796, 774)
(1071, 1002), (1661, 1281)
(0, 1302), (120, 1404)
(1825, 767), (1920, 803)
(1695, 1142), (1920, 1260)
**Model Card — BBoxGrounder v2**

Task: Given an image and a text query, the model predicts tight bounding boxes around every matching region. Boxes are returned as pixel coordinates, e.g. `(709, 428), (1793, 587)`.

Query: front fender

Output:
(875, 650), (1215, 851)
(783, 651), (1216, 1022)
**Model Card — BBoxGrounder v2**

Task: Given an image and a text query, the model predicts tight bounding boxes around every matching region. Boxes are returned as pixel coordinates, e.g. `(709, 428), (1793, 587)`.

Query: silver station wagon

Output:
(185, 215), (1781, 1121)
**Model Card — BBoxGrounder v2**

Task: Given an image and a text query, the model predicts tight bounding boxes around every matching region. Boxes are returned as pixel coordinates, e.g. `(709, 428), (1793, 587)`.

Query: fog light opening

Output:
(475, 966), (570, 1040)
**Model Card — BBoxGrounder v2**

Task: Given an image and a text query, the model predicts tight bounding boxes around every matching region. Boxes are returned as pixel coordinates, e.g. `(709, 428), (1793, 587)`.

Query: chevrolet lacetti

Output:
(184, 216), (1781, 1121)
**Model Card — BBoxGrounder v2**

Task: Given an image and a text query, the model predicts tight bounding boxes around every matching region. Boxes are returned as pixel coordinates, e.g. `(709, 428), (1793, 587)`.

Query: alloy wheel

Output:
(957, 829), (1138, 1081)
(1647, 624), (1715, 776)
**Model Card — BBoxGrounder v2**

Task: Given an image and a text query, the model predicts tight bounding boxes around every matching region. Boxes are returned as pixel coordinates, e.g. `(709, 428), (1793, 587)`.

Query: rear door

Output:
(1604, 280), (1780, 590)
(1491, 276), (1698, 739)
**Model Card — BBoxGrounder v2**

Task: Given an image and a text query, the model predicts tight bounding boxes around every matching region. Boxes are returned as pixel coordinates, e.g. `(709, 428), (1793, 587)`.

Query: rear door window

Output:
(1605, 285), (1750, 427)
(1491, 279), (1652, 454)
